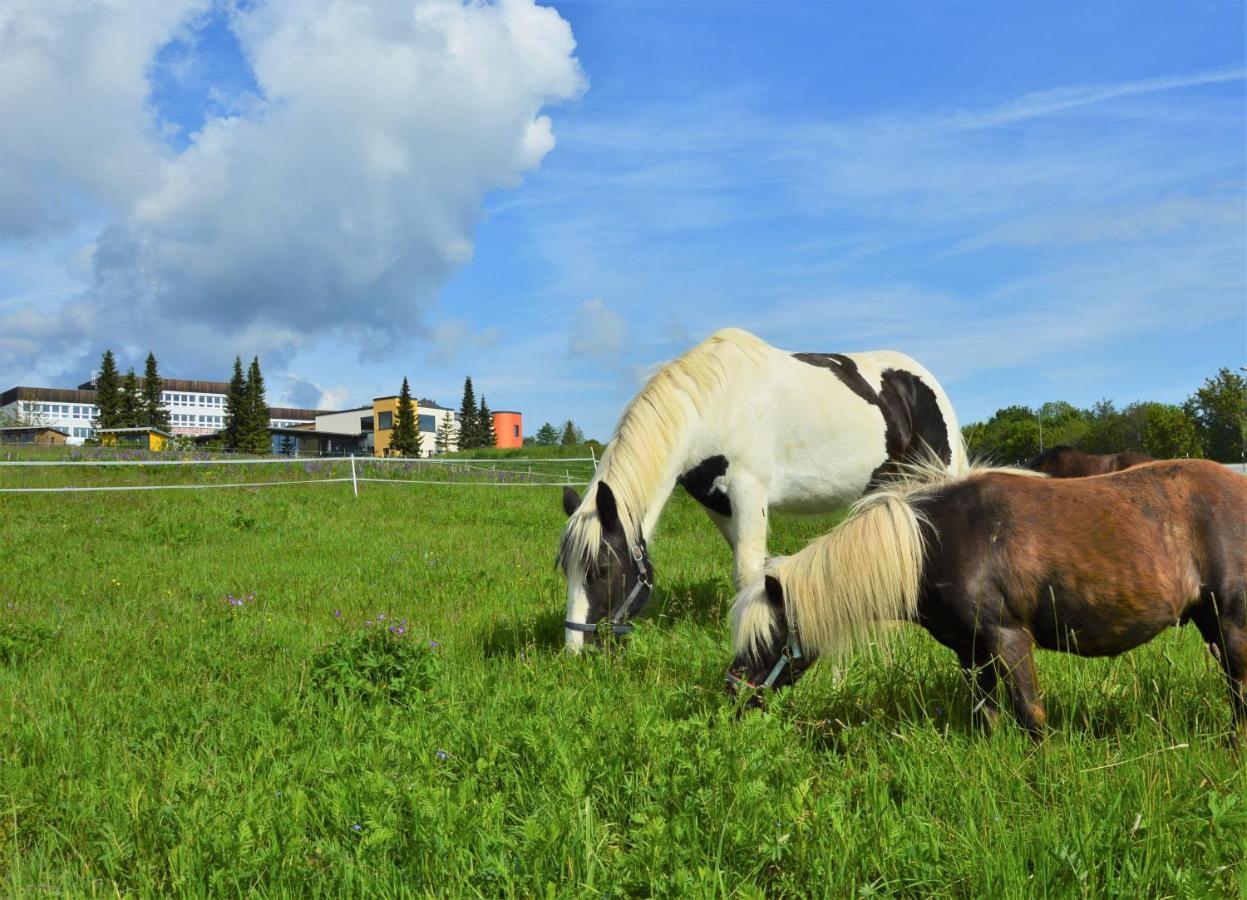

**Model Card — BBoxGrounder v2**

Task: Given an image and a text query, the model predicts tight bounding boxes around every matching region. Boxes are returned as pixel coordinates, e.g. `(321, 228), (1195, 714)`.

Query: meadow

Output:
(0, 452), (1244, 896)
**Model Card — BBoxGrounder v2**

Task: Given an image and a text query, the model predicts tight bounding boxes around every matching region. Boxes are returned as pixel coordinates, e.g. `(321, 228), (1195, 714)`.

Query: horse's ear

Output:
(596, 481), (620, 532)
(764, 575), (784, 609)
(562, 486), (581, 518)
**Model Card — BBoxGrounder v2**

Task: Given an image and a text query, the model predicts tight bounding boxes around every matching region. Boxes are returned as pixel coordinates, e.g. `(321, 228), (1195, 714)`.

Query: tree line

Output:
(527, 420), (585, 446)
(964, 367), (1246, 464)
(91, 350), (171, 433)
(90, 350), (271, 453)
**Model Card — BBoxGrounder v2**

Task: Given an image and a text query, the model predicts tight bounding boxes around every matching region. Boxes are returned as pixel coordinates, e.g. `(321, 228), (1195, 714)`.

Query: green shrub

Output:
(310, 617), (442, 703)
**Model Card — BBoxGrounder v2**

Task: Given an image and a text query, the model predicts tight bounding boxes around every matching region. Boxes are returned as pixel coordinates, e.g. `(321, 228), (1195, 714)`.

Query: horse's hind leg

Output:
(1192, 596), (1247, 744)
(994, 628), (1047, 739)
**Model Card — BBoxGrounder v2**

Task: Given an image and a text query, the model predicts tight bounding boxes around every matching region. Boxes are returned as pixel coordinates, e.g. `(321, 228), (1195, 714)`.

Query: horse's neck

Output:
(601, 441), (693, 543)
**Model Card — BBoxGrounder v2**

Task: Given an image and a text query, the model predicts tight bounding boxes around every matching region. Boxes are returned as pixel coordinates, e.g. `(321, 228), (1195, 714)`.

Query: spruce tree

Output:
(223, 356), (247, 450)
(120, 369), (143, 429)
(243, 357), (270, 454)
(436, 415), (456, 454)
(141, 353), (170, 431)
(93, 350), (122, 431)
(478, 395), (496, 448)
(560, 419), (583, 446)
(390, 377), (422, 457)
(458, 376), (479, 449)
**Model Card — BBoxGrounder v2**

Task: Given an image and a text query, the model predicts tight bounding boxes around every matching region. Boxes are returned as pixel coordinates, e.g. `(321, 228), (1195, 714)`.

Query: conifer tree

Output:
(120, 369), (143, 429)
(243, 356), (270, 454)
(458, 376), (479, 449)
(478, 395), (496, 448)
(560, 419), (583, 446)
(436, 415), (456, 454)
(141, 353), (170, 431)
(223, 356), (247, 450)
(93, 349), (122, 431)
(390, 377), (422, 457)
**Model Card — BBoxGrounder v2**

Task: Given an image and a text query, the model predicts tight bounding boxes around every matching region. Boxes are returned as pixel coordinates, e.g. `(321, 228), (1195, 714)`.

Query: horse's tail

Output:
(777, 487), (927, 659)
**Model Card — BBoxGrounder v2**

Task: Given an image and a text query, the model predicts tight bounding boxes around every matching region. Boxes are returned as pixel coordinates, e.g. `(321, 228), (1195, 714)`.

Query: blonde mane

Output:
(558, 328), (770, 569)
(733, 460), (1043, 661)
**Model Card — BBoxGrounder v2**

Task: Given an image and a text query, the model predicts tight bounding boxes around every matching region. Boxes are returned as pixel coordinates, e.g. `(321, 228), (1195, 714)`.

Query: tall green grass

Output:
(0, 465), (1243, 895)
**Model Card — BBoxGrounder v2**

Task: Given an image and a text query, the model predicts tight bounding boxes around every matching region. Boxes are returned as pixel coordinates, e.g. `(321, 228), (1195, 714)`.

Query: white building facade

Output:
(1, 380), (324, 445)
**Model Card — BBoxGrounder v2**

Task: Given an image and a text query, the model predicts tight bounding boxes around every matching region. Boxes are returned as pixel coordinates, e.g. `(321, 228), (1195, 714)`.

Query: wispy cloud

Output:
(950, 65), (1246, 128)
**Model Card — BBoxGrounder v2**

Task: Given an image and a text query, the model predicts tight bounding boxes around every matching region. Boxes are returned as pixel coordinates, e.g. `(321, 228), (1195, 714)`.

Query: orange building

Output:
(492, 410), (523, 449)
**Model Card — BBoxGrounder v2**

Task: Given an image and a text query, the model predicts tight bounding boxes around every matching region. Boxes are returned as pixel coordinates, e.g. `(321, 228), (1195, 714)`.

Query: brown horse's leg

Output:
(1193, 601), (1247, 744)
(995, 628), (1047, 739)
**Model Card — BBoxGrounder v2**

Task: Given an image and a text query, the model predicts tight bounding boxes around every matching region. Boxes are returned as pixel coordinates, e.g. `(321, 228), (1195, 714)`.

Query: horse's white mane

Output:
(558, 328), (770, 569)
(732, 460), (1042, 661)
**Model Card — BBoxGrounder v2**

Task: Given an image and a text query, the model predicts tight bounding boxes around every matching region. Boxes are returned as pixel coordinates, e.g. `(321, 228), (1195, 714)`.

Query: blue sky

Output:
(0, 1), (1243, 439)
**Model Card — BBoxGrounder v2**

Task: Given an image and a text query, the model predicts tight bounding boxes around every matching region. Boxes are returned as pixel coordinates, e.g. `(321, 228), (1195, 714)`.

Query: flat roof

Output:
(98, 427), (175, 438)
(0, 425), (70, 436)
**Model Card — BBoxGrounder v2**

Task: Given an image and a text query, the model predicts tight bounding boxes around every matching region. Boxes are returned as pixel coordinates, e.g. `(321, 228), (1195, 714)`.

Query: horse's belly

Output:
(768, 464), (875, 512)
(1028, 588), (1185, 657)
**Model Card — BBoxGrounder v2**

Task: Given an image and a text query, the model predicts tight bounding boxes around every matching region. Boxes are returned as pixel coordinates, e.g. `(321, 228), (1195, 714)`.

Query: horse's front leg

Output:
(722, 477), (770, 589)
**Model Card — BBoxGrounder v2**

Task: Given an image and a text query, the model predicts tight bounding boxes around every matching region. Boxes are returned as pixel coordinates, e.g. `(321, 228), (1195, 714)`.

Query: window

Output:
(418, 414), (436, 433)
(377, 411), (392, 430)
(514, 425), (520, 438)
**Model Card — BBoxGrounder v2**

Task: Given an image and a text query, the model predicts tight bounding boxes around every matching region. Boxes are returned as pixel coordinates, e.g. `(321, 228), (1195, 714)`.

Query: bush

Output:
(310, 617), (442, 704)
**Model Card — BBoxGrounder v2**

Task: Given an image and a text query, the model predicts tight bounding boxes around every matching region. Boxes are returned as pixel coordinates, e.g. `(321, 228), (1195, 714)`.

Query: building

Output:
(492, 410), (524, 449)
(98, 427), (174, 452)
(0, 381), (326, 445)
(0, 425), (69, 445)
(3, 376), (524, 455)
(370, 396), (457, 458)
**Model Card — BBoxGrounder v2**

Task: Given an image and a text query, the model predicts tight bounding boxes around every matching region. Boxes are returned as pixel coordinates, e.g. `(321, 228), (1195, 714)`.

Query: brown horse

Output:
(1027, 444), (1154, 478)
(728, 460), (1247, 739)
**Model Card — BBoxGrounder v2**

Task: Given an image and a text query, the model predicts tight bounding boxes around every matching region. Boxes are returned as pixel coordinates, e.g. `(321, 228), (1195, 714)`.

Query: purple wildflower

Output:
(435, 749), (449, 761)
(351, 823), (362, 832)
(333, 610), (342, 619)
(429, 640), (440, 650)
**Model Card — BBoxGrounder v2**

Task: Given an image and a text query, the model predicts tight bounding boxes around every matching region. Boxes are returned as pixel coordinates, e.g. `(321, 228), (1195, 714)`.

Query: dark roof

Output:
(418, 398), (451, 410)
(98, 427), (175, 438)
(0, 425), (70, 436)
(1, 386), (97, 405)
(78, 377), (232, 393)
(268, 407), (322, 420)
(491, 410), (522, 415)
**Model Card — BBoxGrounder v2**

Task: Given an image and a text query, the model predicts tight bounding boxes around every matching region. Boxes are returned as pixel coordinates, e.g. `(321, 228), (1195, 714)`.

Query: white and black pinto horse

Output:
(557, 327), (967, 650)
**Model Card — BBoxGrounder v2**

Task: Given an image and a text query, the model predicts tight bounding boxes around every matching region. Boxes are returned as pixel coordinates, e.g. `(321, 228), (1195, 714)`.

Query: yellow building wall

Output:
(372, 397), (399, 457)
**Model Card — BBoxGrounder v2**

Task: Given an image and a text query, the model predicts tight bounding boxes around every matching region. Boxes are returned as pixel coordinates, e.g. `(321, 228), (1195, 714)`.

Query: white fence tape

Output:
(0, 454), (596, 494)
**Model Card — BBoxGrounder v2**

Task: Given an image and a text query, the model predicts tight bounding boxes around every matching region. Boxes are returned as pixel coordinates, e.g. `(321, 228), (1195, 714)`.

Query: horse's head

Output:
(726, 572), (811, 702)
(558, 481), (654, 651)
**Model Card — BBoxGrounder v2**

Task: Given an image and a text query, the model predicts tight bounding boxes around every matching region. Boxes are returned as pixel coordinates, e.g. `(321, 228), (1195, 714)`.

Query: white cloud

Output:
(568, 297), (628, 359)
(0, 0), (584, 384)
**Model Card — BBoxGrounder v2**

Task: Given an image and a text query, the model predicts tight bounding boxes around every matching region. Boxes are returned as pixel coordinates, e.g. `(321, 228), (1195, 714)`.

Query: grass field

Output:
(1, 453), (1244, 896)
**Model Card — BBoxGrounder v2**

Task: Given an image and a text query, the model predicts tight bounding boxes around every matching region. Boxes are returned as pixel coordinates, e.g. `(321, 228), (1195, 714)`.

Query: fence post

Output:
(351, 454), (358, 497)
(590, 445), (597, 470)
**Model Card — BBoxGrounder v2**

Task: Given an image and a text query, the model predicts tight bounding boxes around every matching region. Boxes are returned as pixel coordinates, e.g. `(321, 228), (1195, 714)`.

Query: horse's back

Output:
(923, 461), (1246, 653)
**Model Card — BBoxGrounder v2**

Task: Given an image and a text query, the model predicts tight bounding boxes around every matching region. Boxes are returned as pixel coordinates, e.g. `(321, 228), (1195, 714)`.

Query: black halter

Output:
(725, 598), (804, 691)
(564, 541), (652, 637)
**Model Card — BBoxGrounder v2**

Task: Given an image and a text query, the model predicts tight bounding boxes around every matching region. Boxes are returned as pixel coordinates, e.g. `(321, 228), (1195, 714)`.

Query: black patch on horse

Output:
(792, 353), (877, 406)
(793, 353), (951, 485)
(678, 455), (732, 517)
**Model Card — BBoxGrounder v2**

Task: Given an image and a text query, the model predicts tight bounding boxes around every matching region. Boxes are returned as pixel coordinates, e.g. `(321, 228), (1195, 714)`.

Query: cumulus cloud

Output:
(568, 297), (628, 360)
(0, 0), (584, 383)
